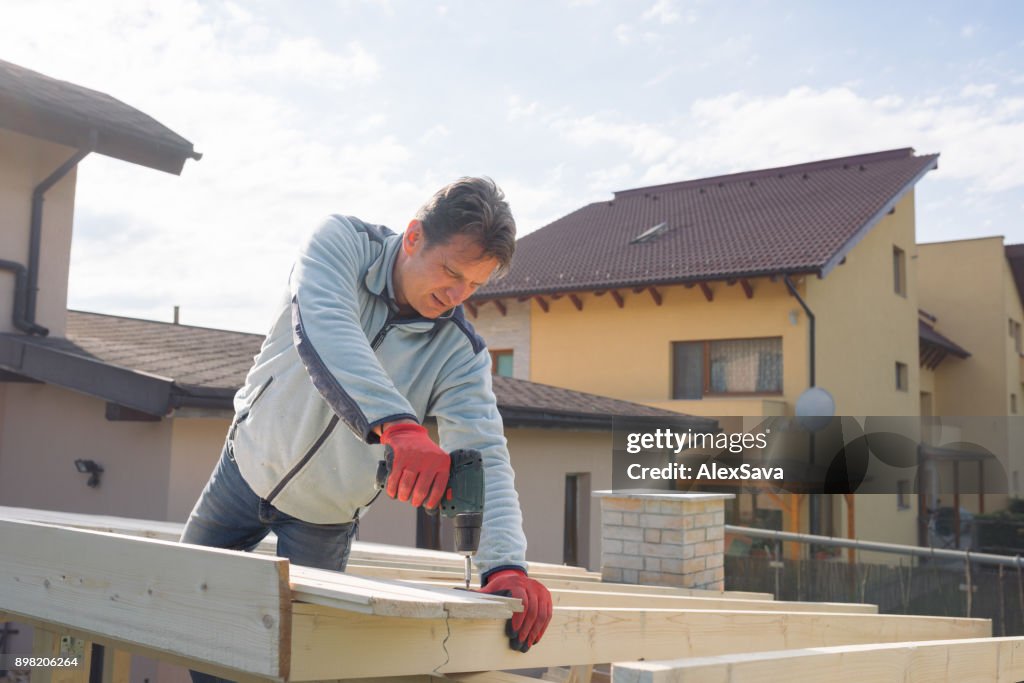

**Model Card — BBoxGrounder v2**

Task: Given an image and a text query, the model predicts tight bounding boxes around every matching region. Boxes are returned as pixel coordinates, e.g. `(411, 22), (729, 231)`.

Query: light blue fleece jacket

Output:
(230, 214), (528, 578)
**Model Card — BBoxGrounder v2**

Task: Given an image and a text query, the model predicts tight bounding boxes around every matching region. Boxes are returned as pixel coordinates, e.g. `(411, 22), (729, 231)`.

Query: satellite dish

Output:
(795, 387), (835, 431)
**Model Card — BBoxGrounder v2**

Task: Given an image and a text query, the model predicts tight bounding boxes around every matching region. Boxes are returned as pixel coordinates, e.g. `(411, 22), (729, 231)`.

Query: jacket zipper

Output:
(266, 414), (341, 504)
(228, 376), (274, 441)
(370, 318), (393, 349)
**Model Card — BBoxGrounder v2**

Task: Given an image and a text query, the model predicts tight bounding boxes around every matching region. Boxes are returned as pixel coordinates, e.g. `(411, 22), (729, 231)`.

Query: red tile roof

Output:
(476, 148), (938, 299)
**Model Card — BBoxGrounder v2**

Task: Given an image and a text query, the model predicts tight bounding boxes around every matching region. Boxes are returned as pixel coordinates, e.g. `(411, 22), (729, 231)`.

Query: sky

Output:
(3, 0), (1024, 333)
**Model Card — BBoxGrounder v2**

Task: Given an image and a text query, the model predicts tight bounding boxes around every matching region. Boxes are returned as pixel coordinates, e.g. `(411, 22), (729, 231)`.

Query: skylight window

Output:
(630, 221), (670, 244)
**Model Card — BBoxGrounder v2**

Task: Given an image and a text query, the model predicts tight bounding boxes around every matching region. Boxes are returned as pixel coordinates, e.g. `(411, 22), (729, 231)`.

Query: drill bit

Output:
(464, 554), (472, 589)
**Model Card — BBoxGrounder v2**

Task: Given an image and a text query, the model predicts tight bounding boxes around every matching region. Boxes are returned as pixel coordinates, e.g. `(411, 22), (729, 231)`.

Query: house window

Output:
(893, 246), (906, 296)
(897, 480), (911, 510)
(895, 362), (908, 392)
(490, 349), (514, 377)
(1012, 393), (1018, 414)
(672, 338), (783, 399)
(1011, 319), (1023, 354)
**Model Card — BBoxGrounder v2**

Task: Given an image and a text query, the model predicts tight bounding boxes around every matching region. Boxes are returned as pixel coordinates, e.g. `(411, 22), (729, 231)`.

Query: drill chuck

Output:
(453, 511), (483, 555)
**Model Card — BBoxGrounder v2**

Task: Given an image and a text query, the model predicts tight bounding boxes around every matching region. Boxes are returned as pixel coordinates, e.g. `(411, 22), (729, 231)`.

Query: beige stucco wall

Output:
(167, 415), (232, 522)
(805, 192), (920, 415)
(470, 298), (531, 379)
(358, 425), (612, 570)
(0, 382), (173, 517)
(0, 128), (78, 336)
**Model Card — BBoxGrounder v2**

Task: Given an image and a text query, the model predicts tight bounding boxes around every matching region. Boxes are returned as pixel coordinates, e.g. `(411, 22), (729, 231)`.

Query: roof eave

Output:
(473, 268), (822, 302)
(819, 155), (939, 278)
(0, 93), (201, 175)
(0, 335), (174, 415)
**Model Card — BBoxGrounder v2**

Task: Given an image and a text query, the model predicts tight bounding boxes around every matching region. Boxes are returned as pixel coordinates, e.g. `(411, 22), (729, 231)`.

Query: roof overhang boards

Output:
(466, 278), (766, 318)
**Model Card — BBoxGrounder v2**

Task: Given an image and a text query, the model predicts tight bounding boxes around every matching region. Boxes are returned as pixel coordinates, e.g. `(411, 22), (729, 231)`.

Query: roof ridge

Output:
(68, 309), (263, 338)
(613, 148), (923, 198)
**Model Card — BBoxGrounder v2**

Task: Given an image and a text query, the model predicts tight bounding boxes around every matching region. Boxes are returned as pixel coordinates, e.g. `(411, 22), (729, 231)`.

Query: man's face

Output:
(393, 220), (499, 318)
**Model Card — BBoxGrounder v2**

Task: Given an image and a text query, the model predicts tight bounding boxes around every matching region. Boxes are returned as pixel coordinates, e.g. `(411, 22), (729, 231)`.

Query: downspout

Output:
(783, 273), (820, 536)
(0, 259), (45, 334)
(23, 130), (98, 336)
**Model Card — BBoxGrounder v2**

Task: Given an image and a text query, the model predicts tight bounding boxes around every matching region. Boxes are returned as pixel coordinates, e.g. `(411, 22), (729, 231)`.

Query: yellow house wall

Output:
(0, 129), (77, 336)
(918, 237), (1010, 416)
(529, 278), (807, 418)
(805, 192), (920, 415)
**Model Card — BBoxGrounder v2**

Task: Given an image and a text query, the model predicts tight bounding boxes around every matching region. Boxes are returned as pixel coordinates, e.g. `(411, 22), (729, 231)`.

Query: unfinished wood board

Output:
(546, 589), (876, 614)
(610, 636), (1024, 683)
(401, 575), (772, 601)
(288, 604), (990, 680)
(0, 520), (289, 680)
(289, 566), (515, 619)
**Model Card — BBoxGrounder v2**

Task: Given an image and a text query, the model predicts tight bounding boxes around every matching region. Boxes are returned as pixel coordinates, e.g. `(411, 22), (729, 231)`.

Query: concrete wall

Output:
(0, 383), (173, 518)
(0, 128), (78, 337)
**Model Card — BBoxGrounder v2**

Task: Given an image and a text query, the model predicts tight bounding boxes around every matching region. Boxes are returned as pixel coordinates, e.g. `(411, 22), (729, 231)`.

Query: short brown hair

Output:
(415, 177), (516, 276)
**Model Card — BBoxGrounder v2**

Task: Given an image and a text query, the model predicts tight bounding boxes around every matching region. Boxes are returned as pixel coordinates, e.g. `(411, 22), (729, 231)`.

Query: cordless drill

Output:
(376, 448), (485, 588)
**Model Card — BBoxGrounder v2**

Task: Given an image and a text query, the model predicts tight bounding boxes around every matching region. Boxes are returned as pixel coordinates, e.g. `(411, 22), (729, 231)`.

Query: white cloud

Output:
(961, 83), (997, 98)
(642, 0), (682, 25)
(961, 24), (978, 38)
(546, 86), (1024, 195)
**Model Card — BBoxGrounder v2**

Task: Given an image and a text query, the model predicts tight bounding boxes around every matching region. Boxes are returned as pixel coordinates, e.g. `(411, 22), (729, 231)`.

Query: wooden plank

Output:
(547, 588), (876, 614)
(289, 566), (516, 619)
(0, 519), (289, 680)
(288, 604), (990, 680)
(610, 636), (1024, 683)
(400, 574), (772, 601)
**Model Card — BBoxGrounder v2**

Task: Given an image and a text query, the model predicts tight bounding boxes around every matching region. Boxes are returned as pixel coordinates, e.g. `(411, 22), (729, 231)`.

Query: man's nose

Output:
(446, 282), (471, 305)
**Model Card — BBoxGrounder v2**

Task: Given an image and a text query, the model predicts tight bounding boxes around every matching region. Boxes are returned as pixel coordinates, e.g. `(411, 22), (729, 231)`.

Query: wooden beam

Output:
(464, 302), (478, 318)
(289, 566), (515, 619)
(493, 299), (507, 316)
(740, 278), (753, 299)
(548, 588), (876, 613)
(611, 636), (1024, 683)
(569, 294), (584, 311)
(100, 647), (132, 683)
(610, 290), (624, 308)
(288, 604), (990, 680)
(648, 287), (662, 306)
(535, 296), (550, 313)
(0, 519), (290, 680)
(699, 282), (713, 302)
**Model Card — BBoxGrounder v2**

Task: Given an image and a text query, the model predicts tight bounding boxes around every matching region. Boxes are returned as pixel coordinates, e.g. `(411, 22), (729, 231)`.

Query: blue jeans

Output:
(181, 444), (358, 682)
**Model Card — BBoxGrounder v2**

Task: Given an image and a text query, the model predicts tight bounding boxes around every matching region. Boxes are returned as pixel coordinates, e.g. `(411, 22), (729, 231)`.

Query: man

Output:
(181, 178), (552, 673)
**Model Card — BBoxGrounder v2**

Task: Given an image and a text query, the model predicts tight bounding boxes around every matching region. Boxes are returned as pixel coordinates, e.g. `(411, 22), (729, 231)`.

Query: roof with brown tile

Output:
(17, 310), (691, 424)
(476, 148), (938, 299)
(0, 59), (201, 174)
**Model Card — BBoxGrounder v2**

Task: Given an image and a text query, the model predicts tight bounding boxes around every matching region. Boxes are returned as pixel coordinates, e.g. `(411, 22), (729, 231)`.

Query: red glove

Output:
(479, 568), (552, 652)
(380, 423), (450, 509)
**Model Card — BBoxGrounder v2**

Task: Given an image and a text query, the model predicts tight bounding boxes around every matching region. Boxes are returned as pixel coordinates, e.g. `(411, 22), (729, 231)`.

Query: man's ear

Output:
(404, 220), (424, 254)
